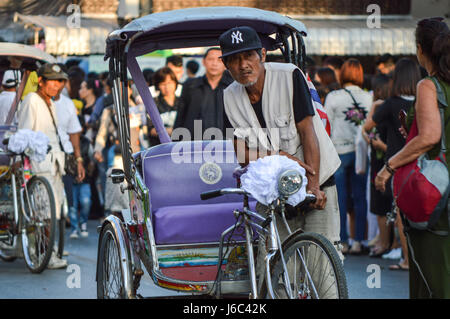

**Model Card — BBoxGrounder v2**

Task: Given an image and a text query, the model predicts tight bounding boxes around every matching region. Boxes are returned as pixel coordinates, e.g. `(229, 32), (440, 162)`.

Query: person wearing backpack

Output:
(375, 17), (450, 299)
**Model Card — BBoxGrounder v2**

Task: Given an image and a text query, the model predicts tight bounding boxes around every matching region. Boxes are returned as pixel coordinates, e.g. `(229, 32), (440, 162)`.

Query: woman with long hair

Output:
(364, 59), (421, 268)
(325, 58), (373, 254)
(375, 17), (450, 298)
(362, 74), (391, 254)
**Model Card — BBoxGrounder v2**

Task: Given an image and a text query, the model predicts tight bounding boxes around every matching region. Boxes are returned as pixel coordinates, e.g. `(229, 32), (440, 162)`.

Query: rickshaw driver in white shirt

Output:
(219, 27), (343, 280)
(17, 63), (74, 269)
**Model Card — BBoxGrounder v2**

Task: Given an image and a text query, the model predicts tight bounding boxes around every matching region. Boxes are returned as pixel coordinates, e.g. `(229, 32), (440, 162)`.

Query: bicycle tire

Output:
(0, 245), (17, 262)
(21, 176), (56, 274)
(264, 231), (348, 299)
(97, 223), (131, 299)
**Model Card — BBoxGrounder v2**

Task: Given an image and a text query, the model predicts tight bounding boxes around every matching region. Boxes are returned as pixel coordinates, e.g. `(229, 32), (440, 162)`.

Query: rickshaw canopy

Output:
(105, 6), (308, 58)
(105, 7), (310, 182)
(0, 42), (56, 71)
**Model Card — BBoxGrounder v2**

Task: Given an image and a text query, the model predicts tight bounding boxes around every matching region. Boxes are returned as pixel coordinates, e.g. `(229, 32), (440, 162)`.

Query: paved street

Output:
(0, 220), (408, 299)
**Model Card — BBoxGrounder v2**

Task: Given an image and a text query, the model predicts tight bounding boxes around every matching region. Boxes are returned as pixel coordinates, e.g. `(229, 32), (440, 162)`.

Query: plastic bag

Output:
(355, 126), (368, 175)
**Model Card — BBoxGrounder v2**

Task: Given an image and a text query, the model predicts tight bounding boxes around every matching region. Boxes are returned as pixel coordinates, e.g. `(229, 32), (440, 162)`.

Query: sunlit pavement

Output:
(0, 220), (408, 299)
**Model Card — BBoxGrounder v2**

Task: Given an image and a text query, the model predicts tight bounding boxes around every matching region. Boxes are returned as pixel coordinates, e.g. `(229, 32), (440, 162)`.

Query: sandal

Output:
(349, 242), (363, 255)
(389, 263), (409, 271)
(369, 247), (390, 258)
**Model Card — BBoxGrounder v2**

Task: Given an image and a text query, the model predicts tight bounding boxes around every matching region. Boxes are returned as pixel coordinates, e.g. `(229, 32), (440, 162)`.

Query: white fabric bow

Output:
(240, 155), (308, 206)
(8, 129), (49, 162)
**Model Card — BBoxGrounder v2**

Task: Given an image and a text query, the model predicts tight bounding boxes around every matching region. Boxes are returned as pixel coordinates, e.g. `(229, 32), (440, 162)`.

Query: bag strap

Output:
(429, 77), (447, 157)
(40, 93), (66, 154)
(343, 88), (361, 109)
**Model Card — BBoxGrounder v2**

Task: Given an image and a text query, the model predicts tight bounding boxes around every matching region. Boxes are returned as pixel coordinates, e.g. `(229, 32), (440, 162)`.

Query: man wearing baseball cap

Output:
(219, 26), (342, 295)
(0, 70), (20, 124)
(17, 63), (71, 269)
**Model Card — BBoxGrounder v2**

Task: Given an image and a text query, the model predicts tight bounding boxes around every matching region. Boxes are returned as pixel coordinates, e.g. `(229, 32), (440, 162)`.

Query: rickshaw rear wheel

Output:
(97, 223), (131, 299)
(21, 176), (56, 274)
(0, 243), (17, 262)
(264, 231), (348, 299)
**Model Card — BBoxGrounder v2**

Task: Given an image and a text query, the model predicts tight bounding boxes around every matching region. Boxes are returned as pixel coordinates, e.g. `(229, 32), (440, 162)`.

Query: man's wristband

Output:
(76, 156), (84, 163)
(385, 161), (396, 175)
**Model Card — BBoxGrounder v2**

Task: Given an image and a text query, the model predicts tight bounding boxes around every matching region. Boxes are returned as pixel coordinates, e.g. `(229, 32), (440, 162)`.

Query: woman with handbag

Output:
(325, 58), (373, 254)
(375, 17), (450, 298)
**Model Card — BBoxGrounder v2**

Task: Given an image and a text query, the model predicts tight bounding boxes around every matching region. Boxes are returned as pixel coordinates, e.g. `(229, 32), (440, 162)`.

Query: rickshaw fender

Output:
(95, 215), (133, 293)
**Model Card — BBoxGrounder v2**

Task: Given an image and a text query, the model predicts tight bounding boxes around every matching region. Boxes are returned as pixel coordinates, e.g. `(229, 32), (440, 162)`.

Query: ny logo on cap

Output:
(231, 31), (243, 44)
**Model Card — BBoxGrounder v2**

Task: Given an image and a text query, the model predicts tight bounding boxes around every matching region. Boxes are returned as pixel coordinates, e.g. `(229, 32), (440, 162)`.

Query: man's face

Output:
(167, 62), (184, 82)
(377, 62), (395, 75)
(223, 49), (266, 87)
(39, 77), (62, 98)
(203, 49), (226, 78)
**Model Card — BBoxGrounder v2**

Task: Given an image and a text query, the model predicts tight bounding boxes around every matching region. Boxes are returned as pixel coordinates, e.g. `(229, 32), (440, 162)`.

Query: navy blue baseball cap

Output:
(219, 26), (263, 58)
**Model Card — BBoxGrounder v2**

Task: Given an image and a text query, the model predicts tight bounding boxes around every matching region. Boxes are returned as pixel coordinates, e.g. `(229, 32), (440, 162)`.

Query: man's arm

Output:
(69, 132), (85, 182)
(296, 116), (326, 210)
(233, 137), (315, 175)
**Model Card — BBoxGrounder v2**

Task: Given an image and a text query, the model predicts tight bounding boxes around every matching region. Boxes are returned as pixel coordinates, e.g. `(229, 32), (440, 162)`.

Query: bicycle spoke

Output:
(271, 236), (344, 299)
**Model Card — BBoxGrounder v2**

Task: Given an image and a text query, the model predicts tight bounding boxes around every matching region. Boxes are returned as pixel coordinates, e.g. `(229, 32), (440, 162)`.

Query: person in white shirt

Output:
(0, 70), (20, 124)
(53, 75), (89, 239)
(17, 63), (70, 269)
(324, 58), (373, 255)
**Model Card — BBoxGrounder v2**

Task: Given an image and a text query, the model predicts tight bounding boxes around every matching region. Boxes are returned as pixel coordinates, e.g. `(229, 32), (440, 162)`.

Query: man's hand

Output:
(278, 150), (316, 176)
(307, 186), (327, 210)
(76, 162), (85, 183)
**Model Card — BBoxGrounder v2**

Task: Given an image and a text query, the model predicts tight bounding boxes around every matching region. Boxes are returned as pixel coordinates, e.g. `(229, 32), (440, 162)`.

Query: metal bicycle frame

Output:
(214, 191), (320, 299)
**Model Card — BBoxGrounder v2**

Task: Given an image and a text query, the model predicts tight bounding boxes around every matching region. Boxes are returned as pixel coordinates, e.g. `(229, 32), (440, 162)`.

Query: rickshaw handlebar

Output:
(200, 188), (317, 205)
(200, 188), (249, 200)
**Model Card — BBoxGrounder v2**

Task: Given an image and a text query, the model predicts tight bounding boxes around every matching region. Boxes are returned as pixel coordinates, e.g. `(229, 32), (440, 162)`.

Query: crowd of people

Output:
(0, 16), (448, 298)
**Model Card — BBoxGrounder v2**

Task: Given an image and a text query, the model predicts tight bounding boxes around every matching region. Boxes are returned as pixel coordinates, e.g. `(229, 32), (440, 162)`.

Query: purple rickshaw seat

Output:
(141, 140), (253, 245)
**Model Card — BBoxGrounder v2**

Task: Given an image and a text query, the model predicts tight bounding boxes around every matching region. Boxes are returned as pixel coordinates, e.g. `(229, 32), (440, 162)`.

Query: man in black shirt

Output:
(220, 28), (326, 209)
(174, 48), (233, 139)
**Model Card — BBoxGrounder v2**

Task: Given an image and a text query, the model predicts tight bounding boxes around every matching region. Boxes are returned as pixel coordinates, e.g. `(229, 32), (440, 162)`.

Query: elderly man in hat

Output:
(219, 26), (343, 296)
(17, 63), (73, 269)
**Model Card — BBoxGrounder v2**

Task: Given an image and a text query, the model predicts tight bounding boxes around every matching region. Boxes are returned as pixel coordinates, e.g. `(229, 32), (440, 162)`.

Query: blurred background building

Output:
(0, 0), (448, 73)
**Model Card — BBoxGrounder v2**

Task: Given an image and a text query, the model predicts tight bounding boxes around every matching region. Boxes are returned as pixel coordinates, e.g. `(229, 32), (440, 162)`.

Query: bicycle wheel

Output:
(0, 242), (17, 262)
(21, 176), (56, 274)
(97, 223), (131, 299)
(267, 231), (348, 299)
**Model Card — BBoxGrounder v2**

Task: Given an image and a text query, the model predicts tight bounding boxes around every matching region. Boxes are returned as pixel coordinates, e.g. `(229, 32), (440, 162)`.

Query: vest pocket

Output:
(274, 114), (296, 140)
(274, 114), (298, 154)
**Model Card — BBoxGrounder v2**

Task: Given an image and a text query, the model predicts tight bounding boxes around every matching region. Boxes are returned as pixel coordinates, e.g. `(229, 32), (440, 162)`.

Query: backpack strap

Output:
(429, 77), (447, 159)
(429, 76), (450, 235)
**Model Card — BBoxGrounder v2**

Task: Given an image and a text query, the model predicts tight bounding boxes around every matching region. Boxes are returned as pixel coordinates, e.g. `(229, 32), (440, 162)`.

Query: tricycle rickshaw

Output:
(96, 6), (348, 299)
(0, 42), (62, 273)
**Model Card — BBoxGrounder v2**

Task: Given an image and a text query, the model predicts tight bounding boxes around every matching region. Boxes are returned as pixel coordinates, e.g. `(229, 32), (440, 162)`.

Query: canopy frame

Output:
(106, 7), (309, 187)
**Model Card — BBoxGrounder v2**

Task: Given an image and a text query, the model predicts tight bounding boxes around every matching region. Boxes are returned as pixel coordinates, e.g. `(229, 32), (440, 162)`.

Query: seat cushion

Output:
(153, 201), (256, 245)
(142, 140), (242, 212)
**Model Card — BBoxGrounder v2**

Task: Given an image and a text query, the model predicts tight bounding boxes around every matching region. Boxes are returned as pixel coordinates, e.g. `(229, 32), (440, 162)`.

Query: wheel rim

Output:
(272, 240), (340, 299)
(22, 179), (53, 270)
(101, 230), (125, 298)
